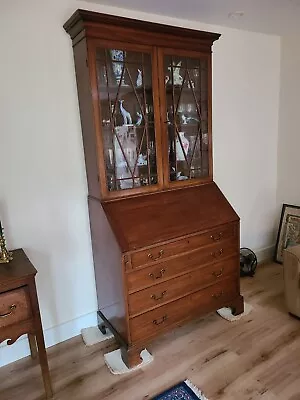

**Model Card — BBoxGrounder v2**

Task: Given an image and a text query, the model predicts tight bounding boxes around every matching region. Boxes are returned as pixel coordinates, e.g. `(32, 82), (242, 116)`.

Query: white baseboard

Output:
(0, 311), (97, 367)
(254, 245), (275, 264)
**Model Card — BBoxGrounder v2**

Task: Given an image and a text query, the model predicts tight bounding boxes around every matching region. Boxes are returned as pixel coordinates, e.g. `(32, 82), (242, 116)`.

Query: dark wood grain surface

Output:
(0, 249), (52, 398)
(0, 249), (36, 289)
(102, 183), (239, 251)
(2, 263), (296, 400)
(64, 9), (242, 368)
(64, 9), (220, 48)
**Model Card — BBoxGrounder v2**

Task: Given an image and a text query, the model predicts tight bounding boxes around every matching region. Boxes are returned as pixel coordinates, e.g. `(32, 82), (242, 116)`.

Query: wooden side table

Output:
(0, 249), (52, 398)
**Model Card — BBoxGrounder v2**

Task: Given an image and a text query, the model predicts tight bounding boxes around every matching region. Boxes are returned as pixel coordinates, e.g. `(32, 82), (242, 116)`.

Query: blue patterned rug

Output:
(152, 380), (208, 400)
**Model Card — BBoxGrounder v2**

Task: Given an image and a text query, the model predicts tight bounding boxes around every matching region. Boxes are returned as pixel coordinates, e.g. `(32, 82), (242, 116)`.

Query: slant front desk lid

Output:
(102, 183), (239, 252)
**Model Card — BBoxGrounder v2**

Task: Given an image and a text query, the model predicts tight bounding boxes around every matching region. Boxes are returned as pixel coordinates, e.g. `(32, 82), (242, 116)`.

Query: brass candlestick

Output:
(0, 221), (13, 264)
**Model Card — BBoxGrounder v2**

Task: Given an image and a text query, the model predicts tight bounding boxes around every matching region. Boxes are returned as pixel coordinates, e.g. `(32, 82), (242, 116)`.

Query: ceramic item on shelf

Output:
(119, 100), (132, 125)
(136, 69), (142, 87)
(137, 153), (147, 166)
(110, 49), (126, 86)
(168, 61), (183, 85)
(165, 75), (170, 85)
(181, 114), (188, 124)
(177, 171), (189, 180)
(181, 114), (200, 124)
(114, 125), (138, 189)
(136, 111), (143, 126)
(176, 131), (189, 161)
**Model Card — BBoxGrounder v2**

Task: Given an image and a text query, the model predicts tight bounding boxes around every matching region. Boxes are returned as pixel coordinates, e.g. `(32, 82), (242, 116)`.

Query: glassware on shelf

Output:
(136, 69), (142, 87)
(202, 132), (209, 147)
(193, 68), (199, 84)
(186, 103), (194, 113)
(189, 135), (202, 178)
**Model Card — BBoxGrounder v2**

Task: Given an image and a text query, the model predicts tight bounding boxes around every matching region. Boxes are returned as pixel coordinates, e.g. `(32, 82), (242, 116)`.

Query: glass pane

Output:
(164, 54), (209, 182)
(96, 47), (157, 192)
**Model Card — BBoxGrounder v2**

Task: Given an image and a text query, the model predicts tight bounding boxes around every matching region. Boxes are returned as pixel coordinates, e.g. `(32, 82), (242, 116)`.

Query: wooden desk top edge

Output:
(0, 249), (37, 287)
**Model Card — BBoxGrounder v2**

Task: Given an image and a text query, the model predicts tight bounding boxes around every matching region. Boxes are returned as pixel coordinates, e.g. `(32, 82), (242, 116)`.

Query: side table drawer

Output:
(0, 287), (31, 328)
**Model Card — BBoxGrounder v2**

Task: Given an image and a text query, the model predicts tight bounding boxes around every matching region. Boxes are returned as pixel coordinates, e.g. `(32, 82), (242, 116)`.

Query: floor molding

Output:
(0, 311), (97, 367)
(255, 244), (275, 264)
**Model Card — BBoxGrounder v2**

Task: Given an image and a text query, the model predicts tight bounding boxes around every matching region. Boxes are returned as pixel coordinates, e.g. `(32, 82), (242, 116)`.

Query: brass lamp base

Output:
(0, 227), (13, 264)
(0, 248), (13, 263)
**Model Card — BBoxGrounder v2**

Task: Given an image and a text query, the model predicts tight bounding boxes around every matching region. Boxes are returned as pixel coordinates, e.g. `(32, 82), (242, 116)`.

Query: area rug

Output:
(152, 380), (208, 400)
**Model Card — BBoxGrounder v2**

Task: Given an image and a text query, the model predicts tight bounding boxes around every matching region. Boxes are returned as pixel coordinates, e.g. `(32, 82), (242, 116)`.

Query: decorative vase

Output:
(110, 49), (126, 86)
(136, 69), (142, 87)
(176, 131), (189, 161)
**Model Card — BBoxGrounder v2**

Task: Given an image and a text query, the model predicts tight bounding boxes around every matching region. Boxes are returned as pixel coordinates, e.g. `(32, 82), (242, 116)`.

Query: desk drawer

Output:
(129, 223), (237, 269)
(128, 256), (238, 316)
(0, 287), (31, 328)
(127, 239), (238, 293)
(129, 276), (238, 343)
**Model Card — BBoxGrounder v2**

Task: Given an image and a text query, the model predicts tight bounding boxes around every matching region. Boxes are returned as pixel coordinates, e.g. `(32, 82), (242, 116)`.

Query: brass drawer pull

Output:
(0, 304), (16, 318)
(210, 232), (223, 241)
(148, 249), (164, 261)
(151, 291), (167, 301)
(149, 269), (166, 280)
(211, 249), (224, 258)
(212, 291), (224, 299)
(212, 268), (224, 278)
(153, 315), (168, 325)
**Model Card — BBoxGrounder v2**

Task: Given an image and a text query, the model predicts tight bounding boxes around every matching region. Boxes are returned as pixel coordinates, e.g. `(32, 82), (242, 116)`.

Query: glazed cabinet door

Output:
(90, 41), (163, 198)
(158, 48), (212, 187)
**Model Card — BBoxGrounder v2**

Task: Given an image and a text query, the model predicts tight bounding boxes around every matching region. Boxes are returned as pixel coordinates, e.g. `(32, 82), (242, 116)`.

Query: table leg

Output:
(35, 327), (53, 398)
(28, 334), (38, 359)
(28, 280), (53, 399)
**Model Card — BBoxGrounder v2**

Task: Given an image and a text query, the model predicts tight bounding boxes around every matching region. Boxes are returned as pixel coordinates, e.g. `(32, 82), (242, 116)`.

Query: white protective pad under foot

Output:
(81, 326), (114, 346)
(217, 302), (253, 321)
(104, 348), (153, 375)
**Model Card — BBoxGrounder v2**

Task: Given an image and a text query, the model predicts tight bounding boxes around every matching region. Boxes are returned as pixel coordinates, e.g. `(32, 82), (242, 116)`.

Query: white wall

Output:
(277, 36), (300, 208)
(0, 0), (280, 366)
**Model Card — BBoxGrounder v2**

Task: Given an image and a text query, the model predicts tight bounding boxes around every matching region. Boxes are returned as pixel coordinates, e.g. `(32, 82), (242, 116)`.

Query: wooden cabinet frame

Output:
(65, 9), (220, 201)
(87, 39), (165, 199)
(64, 10), (243, 369)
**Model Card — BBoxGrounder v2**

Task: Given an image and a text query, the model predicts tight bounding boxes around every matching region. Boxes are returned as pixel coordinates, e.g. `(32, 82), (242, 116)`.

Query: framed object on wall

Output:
(275, 203), (300, 263)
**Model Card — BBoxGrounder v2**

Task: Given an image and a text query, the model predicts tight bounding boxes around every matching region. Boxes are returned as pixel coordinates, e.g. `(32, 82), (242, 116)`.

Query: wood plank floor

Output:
(2, 262), (300, 400)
